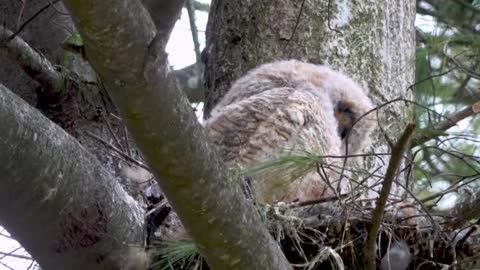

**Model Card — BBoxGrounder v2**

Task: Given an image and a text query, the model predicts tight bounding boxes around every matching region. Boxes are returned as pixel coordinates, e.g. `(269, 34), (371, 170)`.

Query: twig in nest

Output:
(286, 193), (348, 209)
(86, 131), (149, 171)
(101, 114), (122, 148)
(106, 112), (133, 156)
(123, 126), (132, 157)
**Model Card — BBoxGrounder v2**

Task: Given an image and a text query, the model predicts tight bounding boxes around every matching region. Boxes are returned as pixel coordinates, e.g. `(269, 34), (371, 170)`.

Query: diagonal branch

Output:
(0, 83), (145, 270)
(62, 0), (292, 269)
(363, 123), (416, 270)
(186, 0), (202, 64)
(411, 100), (480, 147)
(0, 26), (64, 93)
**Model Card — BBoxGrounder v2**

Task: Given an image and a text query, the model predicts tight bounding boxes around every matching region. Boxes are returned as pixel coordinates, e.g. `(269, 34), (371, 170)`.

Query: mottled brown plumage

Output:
(206, 60), (376, 203)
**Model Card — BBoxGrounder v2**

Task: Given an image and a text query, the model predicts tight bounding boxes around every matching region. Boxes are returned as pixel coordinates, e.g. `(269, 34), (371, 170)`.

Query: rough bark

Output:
(204, 0), (416, 194)
(0, 26), (64, 93)
(0, 83), (145, 270)
(62, 0), (291, 269)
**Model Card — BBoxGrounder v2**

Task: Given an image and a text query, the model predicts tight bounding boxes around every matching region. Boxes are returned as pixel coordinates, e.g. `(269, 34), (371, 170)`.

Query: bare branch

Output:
(86, 131), (150, 171)
(0, 251), (32, 261)
(186, 0), (201, 64)
(0, 26), (64, 93)
(411, 100), (480, 147)
(9, 0), (62, 40)
(363, 123), (416, 270)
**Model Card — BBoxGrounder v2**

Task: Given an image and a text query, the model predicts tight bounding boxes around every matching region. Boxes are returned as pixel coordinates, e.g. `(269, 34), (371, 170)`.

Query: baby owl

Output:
(205, 60), (376, 203)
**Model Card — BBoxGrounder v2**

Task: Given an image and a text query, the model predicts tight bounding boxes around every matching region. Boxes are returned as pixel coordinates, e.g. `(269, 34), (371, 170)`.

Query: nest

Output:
(146, 197), (480, 270)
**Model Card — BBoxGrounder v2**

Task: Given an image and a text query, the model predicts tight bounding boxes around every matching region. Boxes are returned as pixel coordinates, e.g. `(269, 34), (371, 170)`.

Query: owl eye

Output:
(336, 102), (353, 114)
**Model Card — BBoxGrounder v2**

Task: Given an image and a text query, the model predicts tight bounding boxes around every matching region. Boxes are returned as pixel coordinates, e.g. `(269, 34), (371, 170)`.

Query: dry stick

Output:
(185, 0), (201, 64)
(447, 53), (480, 80)
(86, 131), (150, 171)
(0, 251), (32, 261)
(123, 126), (132, 157)
(420, 175), (480, 204)
(363, 123), (416, 270)
(101, 114), (122, 148)
(8, 0), (61, 41)
(316, 162), (344, 207)
(0, 247), (22, 260)
(393, 178), (445, 239)
(107, 112), (133, 156)
(16, 0), (26, 28)
(327, 0), (342, 34)
(411, 100), (480, 147)
(185, 0), (203, 103)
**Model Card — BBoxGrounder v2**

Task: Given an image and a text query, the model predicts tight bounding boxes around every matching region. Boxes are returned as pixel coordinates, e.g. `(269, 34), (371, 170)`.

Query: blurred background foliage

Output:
(413, 0), (480, 208)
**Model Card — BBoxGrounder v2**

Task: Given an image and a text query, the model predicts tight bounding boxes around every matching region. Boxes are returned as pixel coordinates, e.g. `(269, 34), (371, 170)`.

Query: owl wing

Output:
(206, 87), (342, 202)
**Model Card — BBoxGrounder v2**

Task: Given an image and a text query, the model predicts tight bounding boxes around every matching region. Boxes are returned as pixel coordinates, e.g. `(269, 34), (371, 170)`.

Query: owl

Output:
(205, 60), (376, 204)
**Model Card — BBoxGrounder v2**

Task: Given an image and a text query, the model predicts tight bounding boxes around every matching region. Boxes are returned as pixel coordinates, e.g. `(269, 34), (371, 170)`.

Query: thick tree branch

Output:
(62, 0), (291, 269)
(0, 83), (145, 270)
(0, 26), (64, 93)
(363, 123), (416, 270)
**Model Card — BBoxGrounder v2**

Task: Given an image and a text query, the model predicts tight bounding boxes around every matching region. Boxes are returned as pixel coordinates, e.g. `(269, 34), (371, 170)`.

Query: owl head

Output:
(299, 62), (377, 156)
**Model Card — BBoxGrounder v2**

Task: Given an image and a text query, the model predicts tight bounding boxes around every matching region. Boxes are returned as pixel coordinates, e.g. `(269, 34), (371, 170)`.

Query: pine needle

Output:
(150, 240), (198, 270)
(245, 149), (322, 190)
